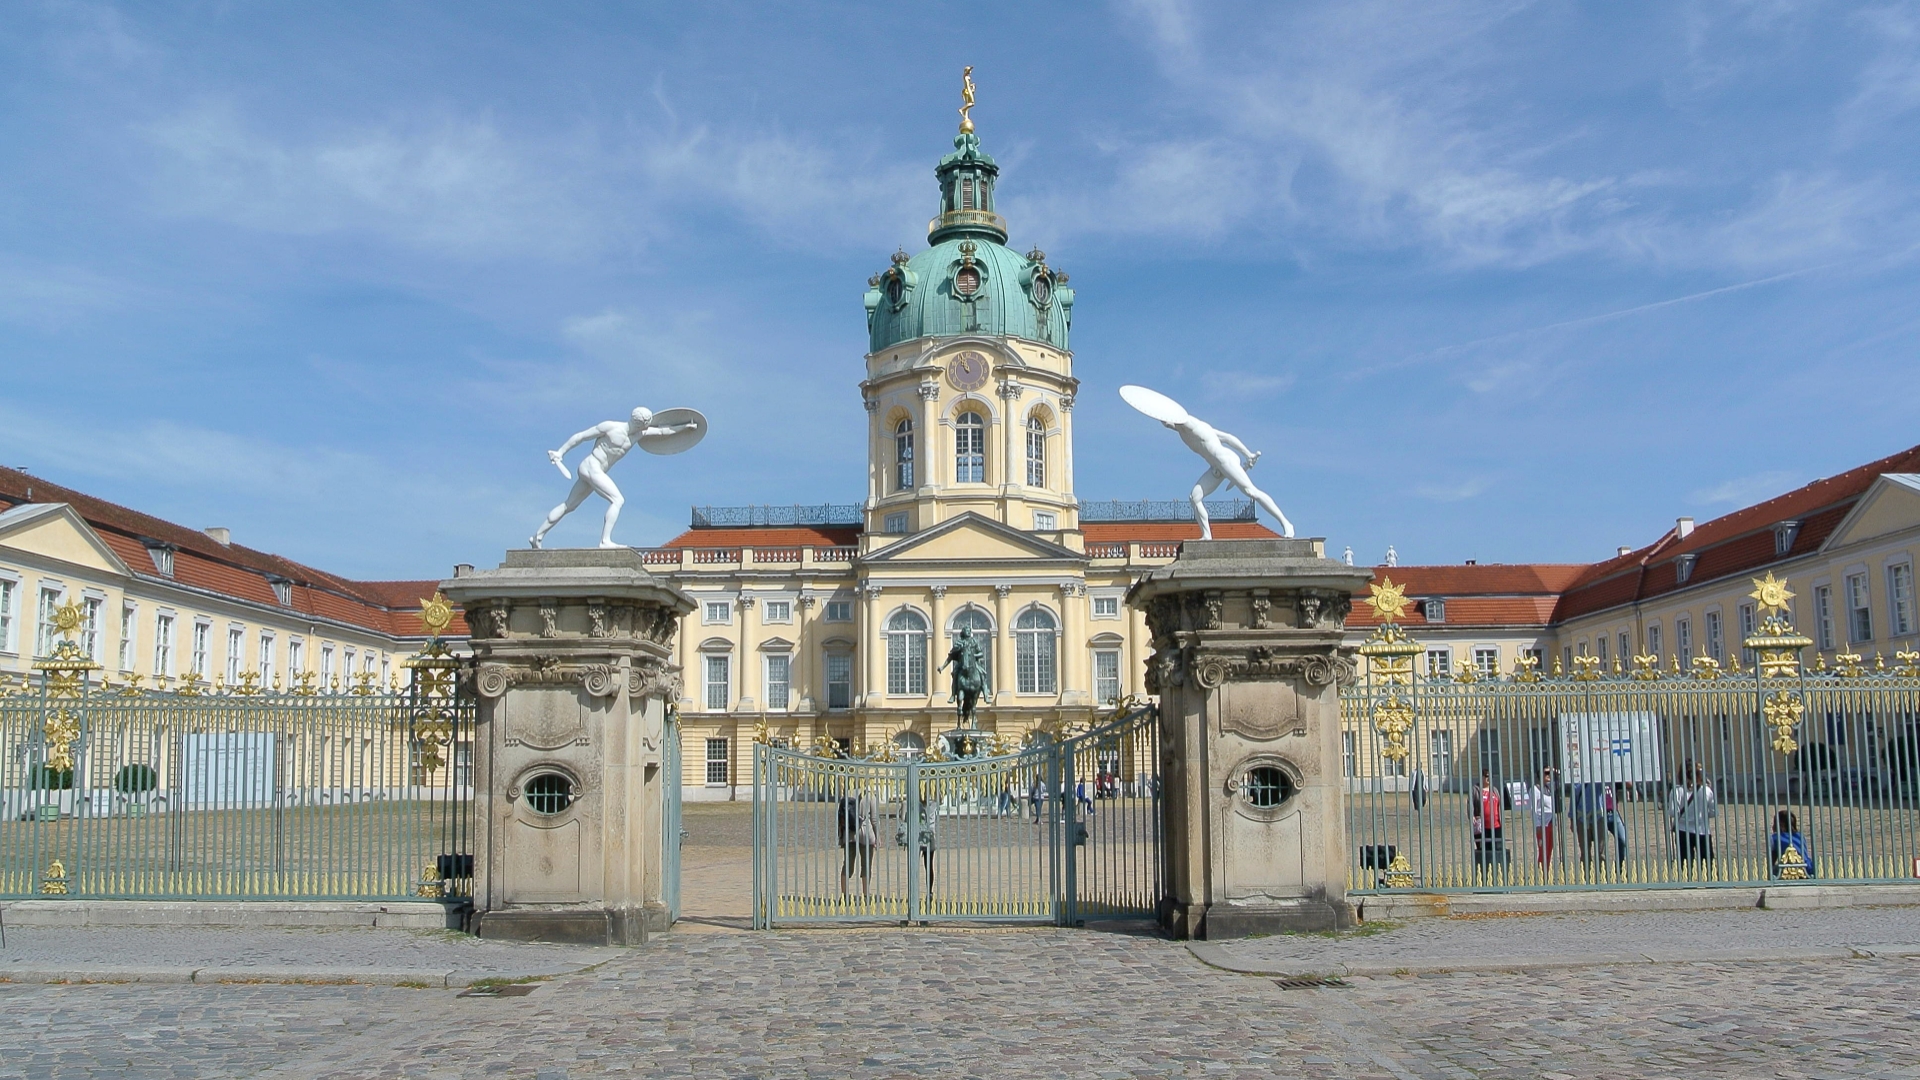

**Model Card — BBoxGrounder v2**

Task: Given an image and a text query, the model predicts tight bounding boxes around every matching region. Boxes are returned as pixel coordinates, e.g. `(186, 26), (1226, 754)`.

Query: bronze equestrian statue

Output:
(938, 625), (990, 727)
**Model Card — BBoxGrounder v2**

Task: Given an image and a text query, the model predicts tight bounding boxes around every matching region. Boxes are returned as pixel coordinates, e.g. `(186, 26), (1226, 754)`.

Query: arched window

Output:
(1015, 607), (1058, 695)
(886, 609), (928, 695)
(955, 410), (986, 483)
(894, 418), (915, 491)
(949, 606), (994, 688)
(1025, 413), (1046, 487)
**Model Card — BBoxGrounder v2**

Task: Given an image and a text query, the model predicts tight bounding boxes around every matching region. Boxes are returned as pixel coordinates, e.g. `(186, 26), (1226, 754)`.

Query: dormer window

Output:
(267, 575), (293, 606)
(961, 176), (975, 210)
(1773, 520), (1801, 556)
(1423, 598), (1446, 624)
(1674, 554), (1698, 584)
(142, 540), (175, 578)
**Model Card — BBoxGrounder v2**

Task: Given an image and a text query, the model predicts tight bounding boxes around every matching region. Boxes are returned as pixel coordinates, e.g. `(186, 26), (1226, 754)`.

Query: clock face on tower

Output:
(947, 351), (989, 392)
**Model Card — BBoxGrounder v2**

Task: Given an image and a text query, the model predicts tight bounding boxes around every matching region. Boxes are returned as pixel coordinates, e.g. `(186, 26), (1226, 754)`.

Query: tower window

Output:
(1026, 414), (1046, 487)
(956, 411), (986, 483)
(1015, 607), (1058, 695)
(894, 417), (914, 491)
(954, 266), (980, 296)
(961, 176), (974, 210)
(886, 609), (928, 695)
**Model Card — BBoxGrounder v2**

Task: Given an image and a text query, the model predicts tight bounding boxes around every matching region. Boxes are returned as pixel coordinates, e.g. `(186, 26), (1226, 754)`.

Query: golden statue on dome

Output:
(959, 65), (976, 133)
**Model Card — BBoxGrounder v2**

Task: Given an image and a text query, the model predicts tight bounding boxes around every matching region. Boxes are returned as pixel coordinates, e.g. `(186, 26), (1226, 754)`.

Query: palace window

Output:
(154, 613), (175, 677)
(763, 600), (792, 623)
(764, 653), (791, 711)
(1423, 598), (1445, 624)
(1813, 586), (1834, 650)
(705, 654), (731, 711)
(258, 632), (276, 681)
(0, 578), (13, 653)
(226, 626), (244, 683)
(1014, 607), (1058, 695)
(1032, 511), (1056, 531)
(955, 411), (986, 483)
(886, 609), (928, 695)
(1646, 625), (1662, 663)
(319, 642), (335, 685)
(1093, 648), (1121, 705)
(824, 600), (853, 622)
(1342, 731), (1356, 778)
(1704, 611), (1723, 661)
(1890, 563), (1915, 638)
(950, 607), (993, 687)
(1026, 414), (1045, 487)
(1473, 647), (1499, 677)
(1092, 596), (1119, 619)
(704, 601), (732, 625)
(1738, 603), (1756, 666)
(705, 738), (730, 786)
(1618, 633), (1630, 665)
(884, 512), (909, 534)
(1426, 648), (1452, 678)
(1595, 634), (1608, 666)
(188, 620), (210, 678)
(1523, 647), (1544, 669)
(960, 176), (975, 211)
(894, 418), (915, 491)
(1429, 728), (1455, 781)
(35, 586), (61, 658)
(116, 602), (137, 669)
(288, 638), (304, 679)
(81, 596), (102, 662)
(825, 652), (853, 710)
(1847, 572), (1872, 643)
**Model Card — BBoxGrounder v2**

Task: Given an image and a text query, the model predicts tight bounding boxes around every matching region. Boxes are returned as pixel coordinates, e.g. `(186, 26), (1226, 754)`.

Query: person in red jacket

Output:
(1469, 771), (1513, 870)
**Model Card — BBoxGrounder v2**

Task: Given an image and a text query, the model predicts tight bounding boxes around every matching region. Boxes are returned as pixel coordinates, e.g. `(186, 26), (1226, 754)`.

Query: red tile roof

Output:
(0, 467), (463, 639)
(662, 526), (861, 548)
(1345, 565), (1580, 629)
(1552, 442), (1920, 622)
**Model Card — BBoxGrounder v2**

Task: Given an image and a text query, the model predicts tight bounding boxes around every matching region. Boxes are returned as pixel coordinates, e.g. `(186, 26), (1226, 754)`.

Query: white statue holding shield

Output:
(1119, 385), (1294, 541)
(532, 406), (706, 549)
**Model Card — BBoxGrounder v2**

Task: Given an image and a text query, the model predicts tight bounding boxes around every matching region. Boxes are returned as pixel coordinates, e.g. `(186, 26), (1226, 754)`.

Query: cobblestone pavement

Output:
(5, 924), (1920, 1079)
(1203, 905), (1920, 974)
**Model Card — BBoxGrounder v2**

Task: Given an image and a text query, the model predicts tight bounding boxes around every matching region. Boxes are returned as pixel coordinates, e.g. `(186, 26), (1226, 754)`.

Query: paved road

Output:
(5, 924), (1919, 1079)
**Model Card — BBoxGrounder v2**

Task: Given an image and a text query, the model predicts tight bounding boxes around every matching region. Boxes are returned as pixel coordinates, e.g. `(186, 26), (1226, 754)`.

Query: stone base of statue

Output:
(441, 549), (693, 946)
(1127, 539), (1371, 939)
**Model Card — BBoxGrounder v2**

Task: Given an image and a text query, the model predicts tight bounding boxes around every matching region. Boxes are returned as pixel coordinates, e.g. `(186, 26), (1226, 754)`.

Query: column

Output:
(735, 591), (755, 712)
(1060, 582), (1085, 705)
(1058, 393), (1076, 511)
(861, 582), (883, 708)
(929, 584), (948, 711)
(918, 380), (940, 503)
(1127, 598), (1150, 698)
(992, 584), (1013, 704)
(797, 590), (817, 715)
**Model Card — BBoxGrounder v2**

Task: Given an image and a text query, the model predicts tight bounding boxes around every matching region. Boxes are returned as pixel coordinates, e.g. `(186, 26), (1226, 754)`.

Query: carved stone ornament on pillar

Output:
(1127, 537), (1370, 939)
(441, 548), (694, 946)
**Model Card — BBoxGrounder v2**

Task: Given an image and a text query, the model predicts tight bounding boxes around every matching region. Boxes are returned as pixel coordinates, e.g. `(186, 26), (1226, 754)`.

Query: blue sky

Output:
(3, 2), (1917, 579)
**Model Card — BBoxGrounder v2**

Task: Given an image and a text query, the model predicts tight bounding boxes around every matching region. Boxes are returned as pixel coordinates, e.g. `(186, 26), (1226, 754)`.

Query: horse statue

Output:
(938, 625), (990, 727)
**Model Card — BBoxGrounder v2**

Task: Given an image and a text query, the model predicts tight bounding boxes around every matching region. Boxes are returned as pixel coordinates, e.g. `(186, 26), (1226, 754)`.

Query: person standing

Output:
(1469, 772), (1512, 870)
(1529, 768), (1558, 865)
(836, 784), (878, 898)
(1667, 761), (1719, 866)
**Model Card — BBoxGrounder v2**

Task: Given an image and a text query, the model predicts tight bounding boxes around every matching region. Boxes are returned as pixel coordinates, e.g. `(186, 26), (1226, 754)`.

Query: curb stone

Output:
(1186, 941), (1910, 978)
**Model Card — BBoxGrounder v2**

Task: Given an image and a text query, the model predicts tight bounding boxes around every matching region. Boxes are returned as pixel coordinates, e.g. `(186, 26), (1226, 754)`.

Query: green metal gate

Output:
(663, 709), (683, 921)
(752, 706), (1161, 927)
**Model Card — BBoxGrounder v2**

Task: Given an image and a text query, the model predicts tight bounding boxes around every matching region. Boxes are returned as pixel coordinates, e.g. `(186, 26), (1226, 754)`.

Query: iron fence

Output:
(752, 706), (1161, 927)
(1344, 634), (1920, 892)
(690, 504), (864, 527)
(0, 611), (475, 902)
(1078, 498), (1255, 523)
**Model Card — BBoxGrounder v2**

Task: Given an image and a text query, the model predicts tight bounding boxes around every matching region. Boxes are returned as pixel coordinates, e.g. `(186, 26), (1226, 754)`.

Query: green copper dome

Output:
(865, 130), (1073, 353)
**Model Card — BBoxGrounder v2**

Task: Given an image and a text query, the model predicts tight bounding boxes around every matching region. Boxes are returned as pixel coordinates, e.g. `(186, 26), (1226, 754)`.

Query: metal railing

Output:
(691, 504), (863, 527)
(1079, 498), (1255, 523)
(1344, 585), (1920, 892)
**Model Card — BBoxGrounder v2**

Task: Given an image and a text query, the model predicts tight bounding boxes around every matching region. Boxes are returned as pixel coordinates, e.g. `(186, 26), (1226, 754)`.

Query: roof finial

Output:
(958, 66), (976, 134)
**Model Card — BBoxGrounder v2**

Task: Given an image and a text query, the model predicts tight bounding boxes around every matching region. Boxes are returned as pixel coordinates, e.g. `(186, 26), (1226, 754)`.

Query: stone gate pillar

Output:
(441, 549), (694, 945)
(1127, 539), (1370, 938)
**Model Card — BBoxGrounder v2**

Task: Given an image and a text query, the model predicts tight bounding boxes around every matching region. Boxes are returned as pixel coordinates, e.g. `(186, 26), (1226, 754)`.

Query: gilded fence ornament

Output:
(1382, 853), (1416, 888)
(1775, 844), (1810, 880)
(1571, 655), (1601, 682)
(1631, 653), (1661, 681)
(752, 719), (772, 746)
(1552, 655), (1564, 677)
(1813, 653), (1829, 675)
(292, 670), (318, 695)
(1512, 653), (1542, 683)
(177, 671), (206, 695)
(1763, 689), (1805, 754)
(41, 859), (70, 895)
(33, 598), (99, 772)
(1835, 651), (1866, 678)
(1874, 652), (1888, 674)
(1691, 657), (1723, 680)
(1669, 654), (1683, 676)
(417, 864), (445, 898)
(812, 733), (839, 758)
(1372, 694), (1415, 763)
(1896, 650), (1920, 678)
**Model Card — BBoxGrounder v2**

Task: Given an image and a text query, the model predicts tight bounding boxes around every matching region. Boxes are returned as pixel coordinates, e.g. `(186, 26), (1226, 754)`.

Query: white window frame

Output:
(1025, 413), (1046, 488)
(226, 624), (245, 683)
(704, 737), (730, 786)
(955, 410), (986, 484)
(1014, 606), (1058, 695)
(80, 592), (104, 662)
(1737, 602), (1756, 665)
(1645, 623), (1662, 663)
(703, 600), (733, 626)
(1429, 727), (1455, 780)
(1676, 616), (1693, 666)
(191, 619), (212, 678)
(1091, 595), (1121, 619)
(0, 574), (16, 654)
(894, 417), (915, 492)
(762, 599), (793, 624)
(824, 651), (854, 711)
(1704, 609), (1723, 661)
(1889, 561), (1915, 639)
(288, 637), (305, 679)
(1472, 646), (1498, 677)
(1032, 510), (1057, 532)
(1846, 572), (1872, 644)
(886, 609), (929, 696)
(1595, 634), (1609, 665)
(319, 642), (336, 685)
(1423, 597), (1446, 624)
(258, 631), (276, 682)
(1813, 585), (1834, 651)
(883, 512), (909, 535)
(1425, 647), (1452, 678)
(1618, 632), (1630, 664)
(764, 652), (792, 712)
(117, 600), (136, 670)
(704, 652), (731, 711)
(1092, 647), (1122, 705)
(153, 611), (176, 678)
(35, 584), (64, 658)
(824, 599), (854, 623)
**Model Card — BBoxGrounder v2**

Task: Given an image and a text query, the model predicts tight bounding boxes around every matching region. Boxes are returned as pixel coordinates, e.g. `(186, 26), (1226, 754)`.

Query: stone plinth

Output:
(440, 549), (694, 946)
(1126, 539), (1371, 939)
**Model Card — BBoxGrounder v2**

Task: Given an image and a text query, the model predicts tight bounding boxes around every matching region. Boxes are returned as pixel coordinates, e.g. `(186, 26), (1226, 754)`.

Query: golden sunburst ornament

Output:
(50, 597), (85, 640)
(1364, 576), (1412, 623)
(419, 592), (454, 638)
(1749, 573), (1794, 616)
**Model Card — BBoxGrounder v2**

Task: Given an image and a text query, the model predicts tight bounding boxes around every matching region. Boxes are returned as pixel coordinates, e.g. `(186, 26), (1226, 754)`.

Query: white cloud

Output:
(1201, 369), (1295, 398)
(1414, 477), (1490, 502)
(1689, 470), (1800, 505)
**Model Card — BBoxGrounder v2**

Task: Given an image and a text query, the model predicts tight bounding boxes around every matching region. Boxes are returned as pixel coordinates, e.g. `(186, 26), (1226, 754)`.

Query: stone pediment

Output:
(1822, 474), (1920, 552)
(0, 503), (134, 578)
(861, 512), (1084, 566)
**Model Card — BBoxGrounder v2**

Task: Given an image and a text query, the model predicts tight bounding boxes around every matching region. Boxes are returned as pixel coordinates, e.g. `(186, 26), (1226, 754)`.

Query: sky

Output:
(2, 1), (1918, 580)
